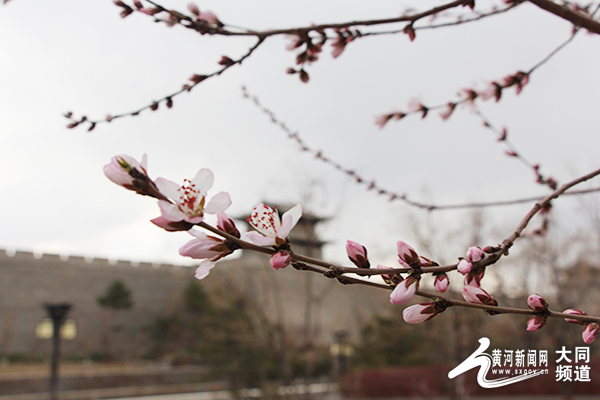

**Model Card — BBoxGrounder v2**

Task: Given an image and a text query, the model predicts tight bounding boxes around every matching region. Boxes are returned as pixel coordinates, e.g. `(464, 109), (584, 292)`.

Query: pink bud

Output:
(563, 309), (588, 324)
(377, 264), (394, 285)
(434, 273), (449, 293)
(104, 154), (148, 190)
(527, 294), (548, 312)
(526, 315), (547, 331)
(466, 246), (484, 262)
(390, 275), (419, 305)
(188, 3), (200, 15)
(217, 212), (240, 238)
(403, 303), (436, 324)
(461, 285), (497, 306)
(583, 323), (600, 344)
(346, 240), (369, 269)
(464, 269), (484, 287)
(396, 241), (420, 268)
(457, 259), (473, 275)
(270, 250), (291, 270)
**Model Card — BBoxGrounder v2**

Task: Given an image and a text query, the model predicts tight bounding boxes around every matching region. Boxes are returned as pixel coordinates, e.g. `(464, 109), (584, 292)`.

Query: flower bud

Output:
(403, 303), (436, 324)
(526, 315), (547, 331)
(346, 240), (370, 269)
(527, 294), (548, 312)
(270, 250), (292, 270)
(461, 285), (497, 306)
(390, 274), (419, 305)
(563, 309), (588, 324)
(583, 323), (600, 344)
(434, 273), (449, 293)
(457, 259), (473, 275)
(466, 246), (484, 262)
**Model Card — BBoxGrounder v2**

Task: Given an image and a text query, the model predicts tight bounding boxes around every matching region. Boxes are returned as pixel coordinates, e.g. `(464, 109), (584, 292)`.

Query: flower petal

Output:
(155, 177), (181, 201)
(204, 191), (232, 214)
(244, 231), (277, 247)
(278, 203), (303, 239)
(191, 168), (214, 195)
(195, 259), (217, 280)
(158, 200), (186, 222)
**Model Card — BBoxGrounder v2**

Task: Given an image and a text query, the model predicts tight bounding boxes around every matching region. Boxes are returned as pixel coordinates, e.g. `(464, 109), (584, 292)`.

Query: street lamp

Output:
(44, 303), (71, 400)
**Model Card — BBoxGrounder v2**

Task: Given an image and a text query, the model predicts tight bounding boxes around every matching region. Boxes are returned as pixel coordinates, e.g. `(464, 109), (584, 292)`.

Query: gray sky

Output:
(1, 0), (599, 267)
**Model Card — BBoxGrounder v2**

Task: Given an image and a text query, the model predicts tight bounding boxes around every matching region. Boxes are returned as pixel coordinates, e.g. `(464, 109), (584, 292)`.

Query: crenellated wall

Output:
(0, 249), (193, 356)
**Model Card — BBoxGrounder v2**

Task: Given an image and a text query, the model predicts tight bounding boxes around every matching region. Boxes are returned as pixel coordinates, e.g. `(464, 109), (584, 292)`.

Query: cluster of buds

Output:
(375, 71), (531, 129)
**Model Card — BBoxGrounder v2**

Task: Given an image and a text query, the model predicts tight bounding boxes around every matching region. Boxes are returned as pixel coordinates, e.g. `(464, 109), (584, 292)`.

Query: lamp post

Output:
(44, 303), (71, 400)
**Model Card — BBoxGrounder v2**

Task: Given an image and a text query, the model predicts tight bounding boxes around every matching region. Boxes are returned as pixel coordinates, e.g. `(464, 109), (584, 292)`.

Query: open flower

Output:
(154, 168), (231, 227)
(245, 203), (302, 246)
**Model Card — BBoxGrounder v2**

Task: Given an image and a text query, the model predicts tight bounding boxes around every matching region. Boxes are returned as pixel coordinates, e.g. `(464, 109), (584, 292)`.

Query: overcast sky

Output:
(1, 0), (599, 268)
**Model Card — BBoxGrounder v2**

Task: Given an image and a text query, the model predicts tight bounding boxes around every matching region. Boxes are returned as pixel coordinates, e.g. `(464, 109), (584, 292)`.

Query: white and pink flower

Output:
(563, 308), (588, 324)
(245, 203), (302, 247)
(154, 168), (231, 226)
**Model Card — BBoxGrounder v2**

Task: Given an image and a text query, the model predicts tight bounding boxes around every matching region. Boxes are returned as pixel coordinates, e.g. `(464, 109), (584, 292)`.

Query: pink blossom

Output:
(403, 303), (437, 324)
(461, 285), (497, 306)
(154, 168), (231, 226)
(563, 308), (588, 324)
(179, 228), (239, 280)
(527, 294), (548, 312)
(527, 316), (547, 331)
(104, 154), (148, 190)
(346, 240), (369, 269)
(245, 203), (302, 247)
(583, 323), (600, 344)
(270, 250), (292, 270)
(434, 273), (449, 293)
(390, 275), (419, 305)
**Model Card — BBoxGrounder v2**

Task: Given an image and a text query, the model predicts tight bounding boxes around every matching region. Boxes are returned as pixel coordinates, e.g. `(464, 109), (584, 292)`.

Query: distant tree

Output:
(97, 279), (134, 310)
